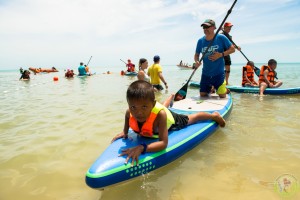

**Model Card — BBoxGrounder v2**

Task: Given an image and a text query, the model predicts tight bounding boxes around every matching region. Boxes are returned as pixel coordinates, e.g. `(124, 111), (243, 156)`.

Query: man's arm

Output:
(194, 53), (201, 68)
(158, 72), (168, 89)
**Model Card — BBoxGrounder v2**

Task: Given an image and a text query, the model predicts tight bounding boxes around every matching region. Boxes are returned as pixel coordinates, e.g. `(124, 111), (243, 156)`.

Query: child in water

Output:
(19, 70), (30, 80)
(111, 80), (225, 166)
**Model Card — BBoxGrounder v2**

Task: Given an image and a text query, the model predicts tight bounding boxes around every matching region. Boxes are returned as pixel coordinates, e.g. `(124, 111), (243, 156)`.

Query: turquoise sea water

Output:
(0, 63), (300, 200)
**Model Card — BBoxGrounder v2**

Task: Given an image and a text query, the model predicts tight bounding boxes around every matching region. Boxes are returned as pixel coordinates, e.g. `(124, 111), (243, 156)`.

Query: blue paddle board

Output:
(124, 72), (137, 76)
(226, 85), (300, 95)
(85, 94), (233, 189)
(190, 81), (200, 88)
(189, 81), (300, 95)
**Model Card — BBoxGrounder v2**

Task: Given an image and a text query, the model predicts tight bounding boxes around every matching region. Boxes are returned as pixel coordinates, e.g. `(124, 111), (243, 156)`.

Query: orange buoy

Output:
(53, 76), (59, 81)
(120, 70), (125, 76)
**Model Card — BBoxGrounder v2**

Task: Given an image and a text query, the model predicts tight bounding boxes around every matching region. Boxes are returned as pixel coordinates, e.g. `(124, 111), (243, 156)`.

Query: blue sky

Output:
(0, 0), (299, 69)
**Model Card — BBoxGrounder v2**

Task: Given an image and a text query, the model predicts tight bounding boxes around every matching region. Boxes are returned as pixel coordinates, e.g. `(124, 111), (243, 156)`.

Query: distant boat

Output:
(29, 67), (58, 73)
(176, 64), (193, 69)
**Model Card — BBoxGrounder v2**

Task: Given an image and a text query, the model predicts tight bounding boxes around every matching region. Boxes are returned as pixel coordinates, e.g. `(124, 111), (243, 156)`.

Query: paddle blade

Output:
(174, 83), (188, 101)
(254, 66), (260, 77)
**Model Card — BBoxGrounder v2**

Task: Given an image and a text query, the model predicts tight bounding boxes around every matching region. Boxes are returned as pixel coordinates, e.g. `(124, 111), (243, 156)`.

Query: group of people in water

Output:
(242, 59), (282, 95)
(19, 62), (93, 80)
(109, 19), (285, 166)
(77, 62), (93, 76)
(19, 67), (58, 80)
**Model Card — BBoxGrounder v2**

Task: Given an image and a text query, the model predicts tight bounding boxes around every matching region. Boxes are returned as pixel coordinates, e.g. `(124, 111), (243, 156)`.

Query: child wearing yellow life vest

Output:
(111, 80), (226, 166)
(259, 59), (283, 96)
(242, 61), (258, 87)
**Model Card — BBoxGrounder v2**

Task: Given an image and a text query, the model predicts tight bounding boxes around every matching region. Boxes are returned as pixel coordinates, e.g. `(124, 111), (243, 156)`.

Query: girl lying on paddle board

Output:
(111, 80), (225, 166)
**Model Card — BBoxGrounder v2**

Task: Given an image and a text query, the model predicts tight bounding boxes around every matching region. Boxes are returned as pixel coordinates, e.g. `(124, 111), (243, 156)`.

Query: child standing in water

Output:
(111, 80), (225, 166)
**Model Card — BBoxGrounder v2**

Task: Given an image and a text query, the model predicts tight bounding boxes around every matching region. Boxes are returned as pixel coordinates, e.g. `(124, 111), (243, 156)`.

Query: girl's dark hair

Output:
(127, 80), (155, 102)
(139, 58), (147, 70)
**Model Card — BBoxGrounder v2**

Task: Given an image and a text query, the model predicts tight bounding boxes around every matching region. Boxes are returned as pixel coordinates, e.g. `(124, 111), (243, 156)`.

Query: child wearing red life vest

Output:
(111, 80), (226, 166)
(242, 61), (258, 87)
(259, 59), (283, 96)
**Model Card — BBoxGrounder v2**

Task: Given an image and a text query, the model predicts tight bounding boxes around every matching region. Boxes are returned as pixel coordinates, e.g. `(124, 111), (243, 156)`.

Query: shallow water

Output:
(0, 63), (300, 200)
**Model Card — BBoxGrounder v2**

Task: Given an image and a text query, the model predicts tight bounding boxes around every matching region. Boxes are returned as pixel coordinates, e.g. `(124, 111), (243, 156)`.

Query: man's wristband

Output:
(140, 142), (147, 154)
(222, 52), (225, 57)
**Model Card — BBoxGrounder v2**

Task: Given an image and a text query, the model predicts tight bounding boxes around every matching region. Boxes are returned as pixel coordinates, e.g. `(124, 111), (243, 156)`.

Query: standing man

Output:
(194, 19), (235, 98)
(78, 62), (87, 76)
(221, 22), (241, 85)
(147, 55), (168, 91)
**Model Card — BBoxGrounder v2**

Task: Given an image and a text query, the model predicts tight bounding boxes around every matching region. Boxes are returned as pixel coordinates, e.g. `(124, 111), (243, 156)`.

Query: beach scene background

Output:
(1, 63), (299, 200)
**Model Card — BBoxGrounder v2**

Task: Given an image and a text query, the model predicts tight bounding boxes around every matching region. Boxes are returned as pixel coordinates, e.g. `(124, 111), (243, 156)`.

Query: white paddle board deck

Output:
(171, 94), (230, 113)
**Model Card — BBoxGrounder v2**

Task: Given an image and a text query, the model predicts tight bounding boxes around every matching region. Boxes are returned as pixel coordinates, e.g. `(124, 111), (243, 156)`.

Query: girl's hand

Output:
(111, 132), (128, 143)
(120, 145), (144, 166)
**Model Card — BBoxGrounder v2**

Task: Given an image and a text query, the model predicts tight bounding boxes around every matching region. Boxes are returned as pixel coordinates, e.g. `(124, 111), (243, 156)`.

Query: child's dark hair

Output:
(247, 61), (254, 67)
(268, 59), (277, 66)
(127, 80), (155, 102)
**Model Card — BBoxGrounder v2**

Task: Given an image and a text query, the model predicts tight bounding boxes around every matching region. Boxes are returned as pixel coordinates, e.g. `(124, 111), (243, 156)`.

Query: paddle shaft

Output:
(86, 56), (93, 66)
(175, 0), (238, 100)
(120, 59), (127, 65)
(222, 31), (261, 76)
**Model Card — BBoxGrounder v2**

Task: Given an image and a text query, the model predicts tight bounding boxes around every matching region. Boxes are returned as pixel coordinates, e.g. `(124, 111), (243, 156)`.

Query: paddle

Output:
(86, 56), (93, 66)
(174, 0), (238, 101)
(222, 32), (260, 77)
(120, 59), (127, 65)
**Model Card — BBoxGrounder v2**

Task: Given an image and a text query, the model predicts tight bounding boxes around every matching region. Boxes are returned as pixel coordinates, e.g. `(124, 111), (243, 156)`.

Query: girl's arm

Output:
(244, 71), (251, 84)
(146, 110), (168, 152)
(111, 109), (130, 142)
(120, 110), (168, 166)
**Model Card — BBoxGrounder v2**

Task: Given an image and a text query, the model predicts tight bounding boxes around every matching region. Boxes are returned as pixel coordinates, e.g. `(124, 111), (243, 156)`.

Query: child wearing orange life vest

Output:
(111, 80), (226, 166)
(259, 59), (283, 96)
(242, 61), (258, 87)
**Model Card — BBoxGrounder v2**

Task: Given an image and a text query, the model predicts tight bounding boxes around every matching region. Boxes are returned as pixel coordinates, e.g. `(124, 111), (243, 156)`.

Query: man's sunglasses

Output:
(202, 25), (211, 29)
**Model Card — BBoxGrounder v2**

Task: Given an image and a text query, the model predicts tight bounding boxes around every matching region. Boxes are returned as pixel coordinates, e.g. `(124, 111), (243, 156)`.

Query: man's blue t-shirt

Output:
(195, 34), (232, 76)
(78, 65), (87, 76)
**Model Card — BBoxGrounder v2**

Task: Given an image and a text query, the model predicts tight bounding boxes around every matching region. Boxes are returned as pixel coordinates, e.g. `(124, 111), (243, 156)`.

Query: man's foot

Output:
(212, 112), (226, 127)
